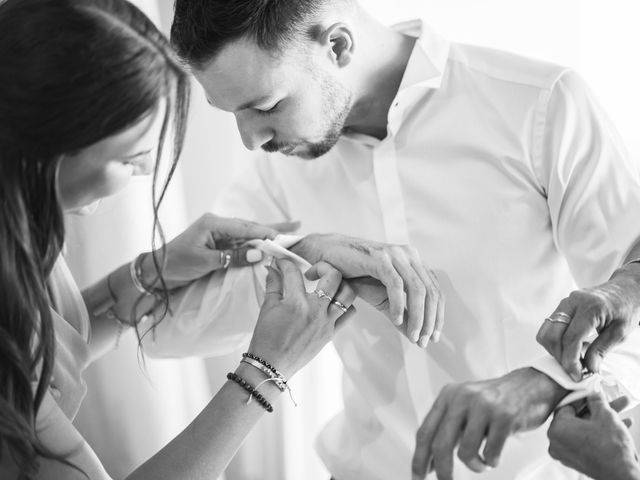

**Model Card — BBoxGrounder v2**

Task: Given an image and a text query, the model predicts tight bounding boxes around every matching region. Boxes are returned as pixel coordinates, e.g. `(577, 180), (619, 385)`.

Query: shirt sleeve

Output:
(142, 156), (295, 359)
(532, 70), (640, 287)
(531, 329), (640, 407)
(529, 70), (640, 403)
(0, 390), (113, 480)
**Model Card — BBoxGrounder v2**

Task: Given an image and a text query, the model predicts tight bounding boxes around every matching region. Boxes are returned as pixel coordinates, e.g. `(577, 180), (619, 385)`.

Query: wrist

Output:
(234, 363), (282, 403)
(519, 367), (570, 408)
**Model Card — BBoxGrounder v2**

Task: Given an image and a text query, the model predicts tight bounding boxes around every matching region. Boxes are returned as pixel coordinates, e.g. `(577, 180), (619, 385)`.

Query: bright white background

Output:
(65, 1), (640, 479)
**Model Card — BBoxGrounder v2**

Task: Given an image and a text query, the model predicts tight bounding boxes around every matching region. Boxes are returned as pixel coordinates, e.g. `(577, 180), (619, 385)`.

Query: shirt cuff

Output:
(531, 328), (640, 408)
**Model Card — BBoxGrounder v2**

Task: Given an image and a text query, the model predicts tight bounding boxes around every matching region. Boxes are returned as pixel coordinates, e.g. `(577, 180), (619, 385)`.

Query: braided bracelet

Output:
(227, 372), (273, 413)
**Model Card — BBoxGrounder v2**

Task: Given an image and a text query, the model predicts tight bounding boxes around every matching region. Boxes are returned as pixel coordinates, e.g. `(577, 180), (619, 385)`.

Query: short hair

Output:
(171, 0), (331, 69)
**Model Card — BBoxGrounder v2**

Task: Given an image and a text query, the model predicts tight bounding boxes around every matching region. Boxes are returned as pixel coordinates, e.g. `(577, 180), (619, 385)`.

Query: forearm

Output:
(126, 363), (282, 480)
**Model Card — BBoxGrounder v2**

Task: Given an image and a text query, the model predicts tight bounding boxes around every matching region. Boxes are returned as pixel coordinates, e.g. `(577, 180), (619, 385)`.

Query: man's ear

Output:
(320, 22), (355, 68)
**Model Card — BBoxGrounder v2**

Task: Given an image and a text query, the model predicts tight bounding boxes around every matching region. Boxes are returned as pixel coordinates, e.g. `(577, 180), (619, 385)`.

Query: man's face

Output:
(195, 38), (352, 160)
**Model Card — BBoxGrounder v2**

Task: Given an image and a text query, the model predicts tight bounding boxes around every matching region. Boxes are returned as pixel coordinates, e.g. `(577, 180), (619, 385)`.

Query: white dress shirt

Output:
(146, 20), (640, 480)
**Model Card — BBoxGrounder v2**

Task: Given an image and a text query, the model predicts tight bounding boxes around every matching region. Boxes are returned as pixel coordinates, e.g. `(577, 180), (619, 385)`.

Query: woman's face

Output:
(57, 101), (166, 212)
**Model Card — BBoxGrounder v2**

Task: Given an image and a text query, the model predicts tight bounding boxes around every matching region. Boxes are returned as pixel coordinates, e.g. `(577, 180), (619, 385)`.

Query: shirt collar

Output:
(393, 19), (450, 92)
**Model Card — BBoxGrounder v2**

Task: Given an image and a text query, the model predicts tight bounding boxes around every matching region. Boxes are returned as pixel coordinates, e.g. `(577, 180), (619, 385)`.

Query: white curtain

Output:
(67, 1), (640, 479)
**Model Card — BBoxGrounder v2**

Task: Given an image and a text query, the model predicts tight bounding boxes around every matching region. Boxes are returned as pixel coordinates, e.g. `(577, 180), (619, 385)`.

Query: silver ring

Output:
(545, 312), (571, 325)
(220, 251), (232, 269)
(330, 300), (349, 314)
(314, 289), (333, 302)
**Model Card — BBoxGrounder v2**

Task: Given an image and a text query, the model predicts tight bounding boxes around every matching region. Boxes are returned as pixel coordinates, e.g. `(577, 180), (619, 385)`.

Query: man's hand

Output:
(548, 394), (640, 480)
(536, 263), (640, 381)
(292, 233), (444, 346)
(412, 368), (568, 480)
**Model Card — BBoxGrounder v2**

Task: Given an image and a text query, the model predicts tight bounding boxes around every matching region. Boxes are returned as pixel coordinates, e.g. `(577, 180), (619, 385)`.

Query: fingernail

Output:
(418, 336), (429, 348)
(395, 315), (404, 326)
(410, 330), (420, 343)
(431, 331), (441, 343)
(246, 248), (263, 263)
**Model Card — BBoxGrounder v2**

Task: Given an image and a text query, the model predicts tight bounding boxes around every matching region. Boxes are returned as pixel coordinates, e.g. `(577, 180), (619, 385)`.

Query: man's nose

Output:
(236, 115), (274, 151)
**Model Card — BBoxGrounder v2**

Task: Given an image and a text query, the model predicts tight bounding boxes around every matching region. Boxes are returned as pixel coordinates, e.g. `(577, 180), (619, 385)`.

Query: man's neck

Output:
(345, 21), (417, 140)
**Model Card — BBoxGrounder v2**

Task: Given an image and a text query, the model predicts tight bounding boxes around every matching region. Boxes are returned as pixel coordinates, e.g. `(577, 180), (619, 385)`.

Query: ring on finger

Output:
(314, 289), (333, 302)
(330, 299), (349, 314)
(220, 251), (232, 269)
(545, 312), (571, 325)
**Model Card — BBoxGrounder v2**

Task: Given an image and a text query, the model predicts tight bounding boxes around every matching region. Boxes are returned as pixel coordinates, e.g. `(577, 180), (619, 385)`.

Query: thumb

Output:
(554, 404), (577, 419)
(263, 266), (283, 305)
(586, 392), (610, 415)
(584, 323), (626, 374)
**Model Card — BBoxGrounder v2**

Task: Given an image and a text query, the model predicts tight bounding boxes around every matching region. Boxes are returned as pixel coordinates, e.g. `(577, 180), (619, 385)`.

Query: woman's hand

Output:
(142, 213), (298, 290)
(248, 259), (356, 379)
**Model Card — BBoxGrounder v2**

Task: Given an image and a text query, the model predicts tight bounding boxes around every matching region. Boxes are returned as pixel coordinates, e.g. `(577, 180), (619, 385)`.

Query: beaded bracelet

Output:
(242, 352), (285, 378)
(227, 372), (274, 413)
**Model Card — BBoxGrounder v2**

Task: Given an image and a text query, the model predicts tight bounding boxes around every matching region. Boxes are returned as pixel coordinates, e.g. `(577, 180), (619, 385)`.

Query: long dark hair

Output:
(0, 0), (189, 477)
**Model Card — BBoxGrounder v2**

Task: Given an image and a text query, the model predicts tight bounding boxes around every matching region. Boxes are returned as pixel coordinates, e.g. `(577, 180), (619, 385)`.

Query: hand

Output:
(248, 259), (356, 379)
(142, 213), (298, 290)
(536, 264), (640, 381)
(412, 368), (568, 480)
(291, 233), (444, 346)
(548, 394), (640, 480)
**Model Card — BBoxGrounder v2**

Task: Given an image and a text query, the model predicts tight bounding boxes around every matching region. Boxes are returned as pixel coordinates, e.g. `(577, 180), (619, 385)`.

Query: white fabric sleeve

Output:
(532, 70), (640, 287)
(0, 390), (113, 479)
(527, 70), (640, 407)
(531, 329), (640, 407)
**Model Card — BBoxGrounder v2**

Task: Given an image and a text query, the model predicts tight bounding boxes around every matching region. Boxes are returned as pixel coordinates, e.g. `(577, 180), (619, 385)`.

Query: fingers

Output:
(412, 392), (449, 479)
(536, 298), (575, 362)
(263, 265), (283, 304)
(457, 416), (489, 473)
(211, 246), (264, 269)
(276, 258), (306, 300)
(328, 282), (357, 323)
(554, 404), (578, 419)
(482, 420), (510, 468)
(376, 260), (406, 326)
(583, 322), (627, 374)
(309, 261), (344, 299)
(586, 392), (611, 415)
(202, 213), (279, 240)
(410, 258), (444, 347)
(609, 395), (630, 413)
(266, 220), (301, 235)
(392, 258), (426, 344)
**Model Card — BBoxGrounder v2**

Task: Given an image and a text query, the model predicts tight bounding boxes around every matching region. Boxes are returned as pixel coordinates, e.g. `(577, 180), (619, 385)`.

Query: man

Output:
(168, 1), (640, 478)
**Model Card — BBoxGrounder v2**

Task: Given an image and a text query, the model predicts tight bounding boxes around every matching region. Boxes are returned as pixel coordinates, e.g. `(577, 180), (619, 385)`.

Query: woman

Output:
(0, 0), (355, 478)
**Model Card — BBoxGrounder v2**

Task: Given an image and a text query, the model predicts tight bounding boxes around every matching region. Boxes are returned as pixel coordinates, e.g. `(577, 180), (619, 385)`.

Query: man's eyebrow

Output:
(235, 95), (273, 111)
(207, 95), (273, 112)
(121, 149), (152, 160)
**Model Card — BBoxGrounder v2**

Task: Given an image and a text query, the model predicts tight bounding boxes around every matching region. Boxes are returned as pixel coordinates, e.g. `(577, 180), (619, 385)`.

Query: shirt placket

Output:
(372, 99), (410, 245)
